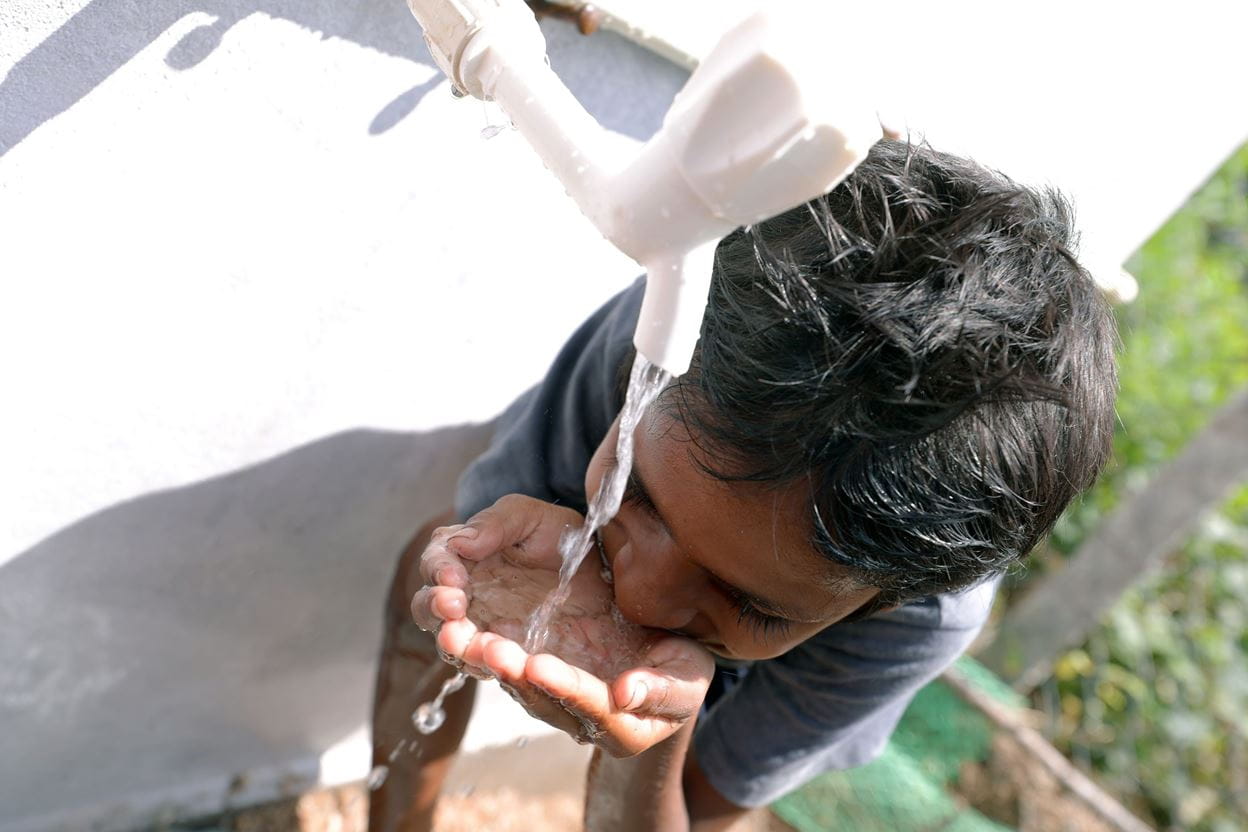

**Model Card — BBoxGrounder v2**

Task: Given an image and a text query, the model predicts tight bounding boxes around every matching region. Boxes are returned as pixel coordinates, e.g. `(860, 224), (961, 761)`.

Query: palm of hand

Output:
(464, 551), (651, 681)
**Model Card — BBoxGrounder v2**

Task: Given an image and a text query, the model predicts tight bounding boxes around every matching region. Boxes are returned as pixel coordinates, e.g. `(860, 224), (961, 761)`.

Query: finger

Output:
(436, 617), (480, 662)
(524, 653), (614, 720)
(480, 639), (595, 740)
(643, 635), (718, 678)
(525, 653), (683, 756)
(456, 495), (580, 570)
(610, 637), (715, 721)
(461, 630), (504, 671)
(418, 535), (472, 588)
(479, 634), (531, 684)
(410, 585), (468, 631)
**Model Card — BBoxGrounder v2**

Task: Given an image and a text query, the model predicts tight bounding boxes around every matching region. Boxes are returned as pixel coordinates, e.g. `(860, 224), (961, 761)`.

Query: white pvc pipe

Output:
(407, 0), (883, 375)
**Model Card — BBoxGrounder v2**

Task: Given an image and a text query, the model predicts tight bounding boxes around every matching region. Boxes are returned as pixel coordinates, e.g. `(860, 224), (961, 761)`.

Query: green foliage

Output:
(772, 658), (1014, 832)
(1035, 141), (1248, 830)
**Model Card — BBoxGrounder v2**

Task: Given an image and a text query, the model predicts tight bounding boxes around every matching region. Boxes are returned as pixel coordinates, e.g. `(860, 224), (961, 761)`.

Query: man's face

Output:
(585, 406), (879, 661)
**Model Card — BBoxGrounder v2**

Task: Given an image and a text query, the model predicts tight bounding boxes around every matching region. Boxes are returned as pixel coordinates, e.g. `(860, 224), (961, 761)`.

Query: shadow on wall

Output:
(0, 0), (677, 155)
(0, 423), (491, 826)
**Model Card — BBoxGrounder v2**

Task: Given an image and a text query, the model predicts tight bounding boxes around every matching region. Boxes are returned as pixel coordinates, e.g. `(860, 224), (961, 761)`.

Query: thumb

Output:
(454, 495), (582, 569)
(611, 636), (715, 721)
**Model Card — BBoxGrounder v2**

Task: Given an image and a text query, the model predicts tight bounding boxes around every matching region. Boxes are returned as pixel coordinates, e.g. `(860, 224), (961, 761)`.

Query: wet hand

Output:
(411, 494), (715, 757)
(409, 494), (584, 635)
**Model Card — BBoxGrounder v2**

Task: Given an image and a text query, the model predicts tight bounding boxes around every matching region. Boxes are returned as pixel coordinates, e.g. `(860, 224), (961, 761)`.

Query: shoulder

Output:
(454, 277), (646, 519)
(774, 576), (999, 683)
(875, 576), (999, 636)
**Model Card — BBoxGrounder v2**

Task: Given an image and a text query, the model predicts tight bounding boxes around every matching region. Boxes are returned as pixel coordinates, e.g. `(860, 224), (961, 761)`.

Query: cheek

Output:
(601, 516), (704, 631)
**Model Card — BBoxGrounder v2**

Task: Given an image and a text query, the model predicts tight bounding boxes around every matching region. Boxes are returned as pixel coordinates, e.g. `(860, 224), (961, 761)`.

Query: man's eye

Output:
(737, 603), (792, 639)
(622, 473), (660, 518)
(726, 587), (793, 639)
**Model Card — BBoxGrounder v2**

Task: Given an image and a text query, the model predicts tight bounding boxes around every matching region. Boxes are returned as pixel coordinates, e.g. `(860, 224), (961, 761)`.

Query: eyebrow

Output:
(623, 464), (670, 530)
(625, 459), (813, 623)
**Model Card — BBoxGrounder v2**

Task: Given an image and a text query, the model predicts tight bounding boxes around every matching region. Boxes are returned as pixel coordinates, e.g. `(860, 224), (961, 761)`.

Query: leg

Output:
(369, 510), (478, 832)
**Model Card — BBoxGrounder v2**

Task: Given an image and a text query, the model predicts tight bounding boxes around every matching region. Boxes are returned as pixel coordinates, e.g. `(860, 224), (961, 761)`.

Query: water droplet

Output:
(413, 703), (446, 734)
(575, 164), (587, 174)
(481, 124), (507, 140)
(367, 765), (389, 790)
(388, 740), (406, 762)
(411, 673), (467, 736)
(515, 736), (529, 748)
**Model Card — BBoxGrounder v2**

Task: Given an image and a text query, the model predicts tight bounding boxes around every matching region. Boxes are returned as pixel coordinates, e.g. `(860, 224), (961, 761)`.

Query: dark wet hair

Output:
(669, 139), (1118, 605)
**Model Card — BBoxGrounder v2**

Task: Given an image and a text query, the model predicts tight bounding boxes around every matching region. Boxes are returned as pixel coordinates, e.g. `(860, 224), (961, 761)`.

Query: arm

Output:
(584, 722), (694, 832)
(585, 726), (754, 832)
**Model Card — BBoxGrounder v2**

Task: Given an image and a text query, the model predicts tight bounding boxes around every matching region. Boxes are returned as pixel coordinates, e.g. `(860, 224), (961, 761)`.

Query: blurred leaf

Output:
(1022, 140), (1248, 831)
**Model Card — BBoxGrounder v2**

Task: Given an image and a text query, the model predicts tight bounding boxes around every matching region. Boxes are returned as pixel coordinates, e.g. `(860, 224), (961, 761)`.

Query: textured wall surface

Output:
(0, 4), (684, 829)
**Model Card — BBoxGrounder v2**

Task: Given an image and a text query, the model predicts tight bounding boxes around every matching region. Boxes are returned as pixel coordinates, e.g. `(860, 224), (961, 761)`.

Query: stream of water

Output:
(523, 353), (671, 652)
(405, 353), (671, 744)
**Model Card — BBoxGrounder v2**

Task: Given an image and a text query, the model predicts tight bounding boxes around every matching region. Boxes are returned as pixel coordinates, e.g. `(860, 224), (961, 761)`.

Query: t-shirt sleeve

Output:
(692, 577), (999, 808)
(453, 277), (647, 522)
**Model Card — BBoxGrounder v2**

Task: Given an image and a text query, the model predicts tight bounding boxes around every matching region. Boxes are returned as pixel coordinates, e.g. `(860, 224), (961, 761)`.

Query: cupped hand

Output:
(411, 494), (715, 757)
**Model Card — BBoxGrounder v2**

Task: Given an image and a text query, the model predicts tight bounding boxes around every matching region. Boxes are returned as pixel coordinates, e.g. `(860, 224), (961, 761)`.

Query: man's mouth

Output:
(596, 530), (732, 658)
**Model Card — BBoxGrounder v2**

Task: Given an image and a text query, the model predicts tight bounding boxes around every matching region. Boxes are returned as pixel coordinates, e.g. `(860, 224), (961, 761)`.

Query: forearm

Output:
(584, 721), (694, 832)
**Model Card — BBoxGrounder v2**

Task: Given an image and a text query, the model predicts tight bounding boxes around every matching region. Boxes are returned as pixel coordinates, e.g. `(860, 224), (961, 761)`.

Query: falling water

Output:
(412, 671), (468, 735)
(409, 353), (670, 735)
(524, 353), (671, 652)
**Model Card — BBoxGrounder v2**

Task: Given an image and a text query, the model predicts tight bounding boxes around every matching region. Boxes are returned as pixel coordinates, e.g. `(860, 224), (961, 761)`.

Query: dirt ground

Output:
(225, 784), (791, 832)
(211, 730), (1148, 832)
(223, 734), (792, 832)
(955, 733), (1145, 832)
(225, 783), (583, 832)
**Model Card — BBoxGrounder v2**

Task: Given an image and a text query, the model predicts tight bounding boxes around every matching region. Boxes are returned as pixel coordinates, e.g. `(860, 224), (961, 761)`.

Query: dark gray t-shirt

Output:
(455, 278), (996, 807)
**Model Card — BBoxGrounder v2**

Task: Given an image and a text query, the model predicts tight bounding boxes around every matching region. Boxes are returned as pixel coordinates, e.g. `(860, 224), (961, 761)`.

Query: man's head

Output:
(589, 140), (1118, 660)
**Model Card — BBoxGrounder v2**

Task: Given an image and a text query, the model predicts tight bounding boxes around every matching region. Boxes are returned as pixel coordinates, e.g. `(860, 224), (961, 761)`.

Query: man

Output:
(369, 140), (1118, 830)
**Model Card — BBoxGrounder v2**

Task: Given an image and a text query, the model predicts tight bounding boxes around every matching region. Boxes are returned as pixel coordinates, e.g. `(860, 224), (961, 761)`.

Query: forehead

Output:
(634, 408), (854, 619)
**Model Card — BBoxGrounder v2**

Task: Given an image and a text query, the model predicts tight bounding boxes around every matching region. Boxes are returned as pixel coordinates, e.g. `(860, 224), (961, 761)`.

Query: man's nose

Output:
(609, 535), (702, 632)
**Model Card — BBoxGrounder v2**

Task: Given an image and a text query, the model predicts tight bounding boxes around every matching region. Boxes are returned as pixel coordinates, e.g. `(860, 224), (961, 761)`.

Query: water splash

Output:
(409, 356), (669, 736)
(412, 671), (468, 735)
(480, 99), (514, 140)
(524, 354), (671, 653)
(367, 765), (389, 791)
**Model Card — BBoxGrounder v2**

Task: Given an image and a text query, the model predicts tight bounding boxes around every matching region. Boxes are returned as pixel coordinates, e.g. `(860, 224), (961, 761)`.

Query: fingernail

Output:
(448, 525), (478, 541)
(622, 681), (647, 711)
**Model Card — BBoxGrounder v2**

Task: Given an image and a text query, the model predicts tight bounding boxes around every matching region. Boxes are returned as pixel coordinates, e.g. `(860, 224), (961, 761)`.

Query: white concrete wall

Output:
(0, 4), (685, 829)
(3, 2), (1247, 830)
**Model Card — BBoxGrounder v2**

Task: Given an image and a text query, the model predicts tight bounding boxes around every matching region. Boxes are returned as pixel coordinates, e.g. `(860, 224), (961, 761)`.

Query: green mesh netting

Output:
(770, 657), (1018, 832)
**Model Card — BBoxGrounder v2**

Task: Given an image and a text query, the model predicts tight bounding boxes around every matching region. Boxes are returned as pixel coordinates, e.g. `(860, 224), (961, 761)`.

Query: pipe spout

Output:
(407, 1), (884, 375)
